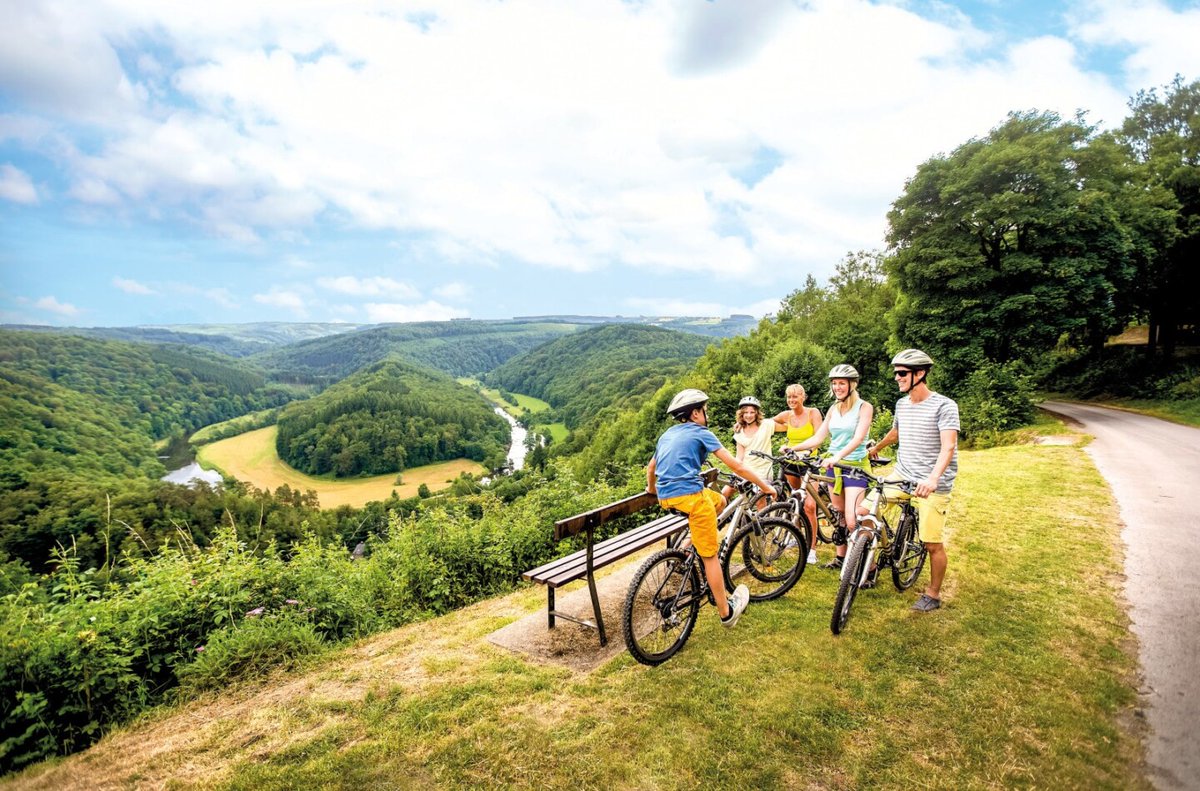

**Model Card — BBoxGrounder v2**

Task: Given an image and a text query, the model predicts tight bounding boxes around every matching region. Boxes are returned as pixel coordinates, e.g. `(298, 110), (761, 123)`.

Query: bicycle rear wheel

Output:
(722, 516), (806, 602)
(890, 512), (927, 591)
(623, 548), (702, 666)
(831, 532), (871, 634)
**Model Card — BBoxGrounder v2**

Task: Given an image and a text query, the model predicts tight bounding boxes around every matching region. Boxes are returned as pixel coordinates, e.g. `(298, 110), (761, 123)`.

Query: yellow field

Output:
(195, 426), (487, 509)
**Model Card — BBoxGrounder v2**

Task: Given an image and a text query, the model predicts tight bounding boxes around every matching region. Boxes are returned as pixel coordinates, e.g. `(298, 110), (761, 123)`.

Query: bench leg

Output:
(587, 572), (607, 647)
(548, 587), (555, 630)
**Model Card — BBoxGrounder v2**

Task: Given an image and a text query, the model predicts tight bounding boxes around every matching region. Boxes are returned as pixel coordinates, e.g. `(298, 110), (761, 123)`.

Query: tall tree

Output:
(885, 111), (1141, 379)
(1118, 76), (1200, 357)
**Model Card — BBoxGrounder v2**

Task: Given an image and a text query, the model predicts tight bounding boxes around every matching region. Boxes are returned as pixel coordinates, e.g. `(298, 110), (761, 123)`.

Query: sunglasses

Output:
(894, 369), (913, 378)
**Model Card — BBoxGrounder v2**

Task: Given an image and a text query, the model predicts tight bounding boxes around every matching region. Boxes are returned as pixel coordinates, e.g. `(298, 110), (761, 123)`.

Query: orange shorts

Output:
(658, 488), (725, 558)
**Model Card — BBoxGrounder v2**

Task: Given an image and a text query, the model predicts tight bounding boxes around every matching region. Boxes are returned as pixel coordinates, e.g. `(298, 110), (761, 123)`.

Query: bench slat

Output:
(525, 514), (688, 587)
(552, 468), (718, 541)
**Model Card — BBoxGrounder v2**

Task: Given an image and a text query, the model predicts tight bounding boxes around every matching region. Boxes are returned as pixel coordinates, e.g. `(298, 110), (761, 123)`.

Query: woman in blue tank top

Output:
(791, 364), (874, 572)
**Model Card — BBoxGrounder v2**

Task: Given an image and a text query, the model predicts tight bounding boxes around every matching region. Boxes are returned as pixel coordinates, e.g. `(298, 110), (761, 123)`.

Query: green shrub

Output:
(176, 611), (324, 694)
(956, 362), (1036, 446)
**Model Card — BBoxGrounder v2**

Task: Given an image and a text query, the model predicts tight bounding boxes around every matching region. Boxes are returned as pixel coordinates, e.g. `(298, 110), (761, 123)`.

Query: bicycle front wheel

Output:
(723, 516), (806, 602)
(831, 532), (871, 635)
(890, 512), (927, 591)
(623, 548), (702, 666)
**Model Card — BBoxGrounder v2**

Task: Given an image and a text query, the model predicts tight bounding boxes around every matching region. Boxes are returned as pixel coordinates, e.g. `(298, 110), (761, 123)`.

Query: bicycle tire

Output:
(890, 513), (927, 591)
(722, 516), (807, 602)
(622, 548), (702, 666)
(831, 532), (871, 634)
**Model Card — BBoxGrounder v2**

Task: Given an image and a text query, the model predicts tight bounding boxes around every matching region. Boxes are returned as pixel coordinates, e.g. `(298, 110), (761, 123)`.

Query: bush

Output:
(956, 362), (1036, 446)
(176, 611), (324, 694)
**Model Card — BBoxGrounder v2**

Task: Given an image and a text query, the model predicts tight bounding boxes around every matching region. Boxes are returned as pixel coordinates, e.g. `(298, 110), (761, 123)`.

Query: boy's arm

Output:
(870, 426), (898, 456)
(646, 455), (657, 495)
(713, 447), (774, 495)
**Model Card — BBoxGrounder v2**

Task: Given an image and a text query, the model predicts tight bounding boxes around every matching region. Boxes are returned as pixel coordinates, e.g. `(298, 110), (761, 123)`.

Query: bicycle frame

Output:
(839, 468), (917, 585)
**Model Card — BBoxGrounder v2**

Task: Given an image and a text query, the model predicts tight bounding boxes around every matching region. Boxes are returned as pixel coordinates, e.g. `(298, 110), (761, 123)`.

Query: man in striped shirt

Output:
(869, 349), (959, 613)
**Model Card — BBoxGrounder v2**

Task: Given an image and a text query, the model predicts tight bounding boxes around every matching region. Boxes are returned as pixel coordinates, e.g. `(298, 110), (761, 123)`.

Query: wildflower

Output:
(303, 607), (316, 613)
(285, 599), (300, 605)
(245, 607), (265, 618)
(196, 646), (205, 653)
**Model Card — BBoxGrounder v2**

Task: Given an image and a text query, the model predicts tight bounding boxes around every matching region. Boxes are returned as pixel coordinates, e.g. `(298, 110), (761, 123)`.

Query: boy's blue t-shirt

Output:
(653, 422), (724, 500)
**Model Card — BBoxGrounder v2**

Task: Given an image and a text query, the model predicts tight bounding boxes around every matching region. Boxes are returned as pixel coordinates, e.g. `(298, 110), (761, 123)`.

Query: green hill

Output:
(483, 324), (713, 429)
(275, 359), (510, 476)
(0, 331), (294, 479)
(250, 320), (584, 383)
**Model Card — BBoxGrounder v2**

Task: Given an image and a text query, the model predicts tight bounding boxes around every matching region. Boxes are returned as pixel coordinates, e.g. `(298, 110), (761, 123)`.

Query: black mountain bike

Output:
(830, 465), (928, 635)
(622, 473), (807, 666)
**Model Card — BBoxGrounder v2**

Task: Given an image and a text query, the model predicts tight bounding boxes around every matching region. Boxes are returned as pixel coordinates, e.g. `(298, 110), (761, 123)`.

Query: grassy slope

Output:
(7, 444), (1145, 790)
(196, 426), (486, 508)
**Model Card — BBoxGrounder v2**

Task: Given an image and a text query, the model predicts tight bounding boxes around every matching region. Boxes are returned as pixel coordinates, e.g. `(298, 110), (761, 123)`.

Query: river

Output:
(493, 407), (528, 471)
(161, 461), (223, 487)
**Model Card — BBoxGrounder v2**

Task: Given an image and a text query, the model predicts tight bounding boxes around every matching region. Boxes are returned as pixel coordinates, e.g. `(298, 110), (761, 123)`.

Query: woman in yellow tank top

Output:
(770, 383), (823, 565)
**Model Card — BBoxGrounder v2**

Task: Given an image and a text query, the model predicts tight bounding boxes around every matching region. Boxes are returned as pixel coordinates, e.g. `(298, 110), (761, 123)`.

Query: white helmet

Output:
(891, 348), (934, 367)
(737, 396), (762, 409)
(827, 364), (860, 380)
(667, 388), (709, 419)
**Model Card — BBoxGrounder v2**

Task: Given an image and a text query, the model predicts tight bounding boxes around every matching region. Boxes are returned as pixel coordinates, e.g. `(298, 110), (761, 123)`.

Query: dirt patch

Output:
(487, 556), (645, 672)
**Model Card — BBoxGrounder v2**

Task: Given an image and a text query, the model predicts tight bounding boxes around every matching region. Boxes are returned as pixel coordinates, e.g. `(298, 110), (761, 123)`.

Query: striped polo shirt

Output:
(892, 392), (960, 494)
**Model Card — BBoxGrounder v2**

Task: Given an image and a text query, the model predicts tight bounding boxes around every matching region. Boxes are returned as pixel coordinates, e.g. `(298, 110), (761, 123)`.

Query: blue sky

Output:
(2, 0), (1198, 328)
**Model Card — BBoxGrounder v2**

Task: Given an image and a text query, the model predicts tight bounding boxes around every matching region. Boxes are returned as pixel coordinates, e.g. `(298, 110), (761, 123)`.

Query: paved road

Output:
(1040, 402), (1200, 790)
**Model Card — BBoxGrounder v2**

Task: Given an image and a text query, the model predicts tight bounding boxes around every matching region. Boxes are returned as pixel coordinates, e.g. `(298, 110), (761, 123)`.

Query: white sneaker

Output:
(721, 584), (750, 628)
(807, 548), (818, 565)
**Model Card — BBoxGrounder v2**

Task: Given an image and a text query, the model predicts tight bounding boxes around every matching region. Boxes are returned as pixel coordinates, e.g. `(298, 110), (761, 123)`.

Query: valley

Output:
(197, 426), (488, 508)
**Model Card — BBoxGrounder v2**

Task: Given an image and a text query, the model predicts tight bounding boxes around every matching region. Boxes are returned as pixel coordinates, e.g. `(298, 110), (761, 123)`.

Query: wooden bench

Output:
(522, 468), (718, 647)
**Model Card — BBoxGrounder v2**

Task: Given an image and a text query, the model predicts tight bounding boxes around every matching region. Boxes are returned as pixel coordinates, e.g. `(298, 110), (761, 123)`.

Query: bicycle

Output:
(829, 463), (928, 635)
(748, 449), (844, 548)
(622, 472), (808, 666)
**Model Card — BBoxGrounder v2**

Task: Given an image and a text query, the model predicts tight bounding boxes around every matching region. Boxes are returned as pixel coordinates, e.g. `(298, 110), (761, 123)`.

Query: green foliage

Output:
(176, 610), (325, 694)
(887, 112), (1148, 380)
(1118, 76), (1200, 356)
(275, 359), (509, 477)
(1041, 346), (1200, 400)
(484, 324), (711, 430)
(0, 463), (632, 771)
(956, 362), (1036, 446)
(0, 331), (295, 488)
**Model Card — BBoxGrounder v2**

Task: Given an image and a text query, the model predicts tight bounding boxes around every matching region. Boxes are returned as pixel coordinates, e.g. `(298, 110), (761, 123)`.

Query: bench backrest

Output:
(553, 467), (718, 541)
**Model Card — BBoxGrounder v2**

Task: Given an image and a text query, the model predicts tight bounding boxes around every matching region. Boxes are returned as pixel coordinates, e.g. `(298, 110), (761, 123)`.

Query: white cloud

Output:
(35, 295), (80, 316)
(316, 276), (420, 298)
(365, 301), (468, 323)
(0, 164), (38, 204)
(3, 0), (1195, 300)
(113, 276), (155, 295)
(1072, 0), (1200, 91)
(433, 282), (468, 300)
(253, 287), (307, 313)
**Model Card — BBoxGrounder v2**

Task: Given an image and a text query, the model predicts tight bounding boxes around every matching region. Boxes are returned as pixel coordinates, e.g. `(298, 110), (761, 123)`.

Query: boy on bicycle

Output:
(646, 388), (777, 627)
(869, 349), (959, 612)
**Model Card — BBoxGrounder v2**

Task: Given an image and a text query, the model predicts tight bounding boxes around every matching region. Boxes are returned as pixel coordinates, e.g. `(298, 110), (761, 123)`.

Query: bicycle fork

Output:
(841, 524), (879, 586)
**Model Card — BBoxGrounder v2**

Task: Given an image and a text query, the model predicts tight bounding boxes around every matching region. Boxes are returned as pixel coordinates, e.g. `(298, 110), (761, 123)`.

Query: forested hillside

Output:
(275, 359), (510, 476)
(0, 331), (296, 475)
(251, 320), (584, 382)
(484, 324), (713, 429)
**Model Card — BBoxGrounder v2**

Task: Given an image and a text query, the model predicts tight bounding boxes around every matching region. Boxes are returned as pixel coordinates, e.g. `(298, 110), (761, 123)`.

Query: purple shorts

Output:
(824, 464), (869, 492)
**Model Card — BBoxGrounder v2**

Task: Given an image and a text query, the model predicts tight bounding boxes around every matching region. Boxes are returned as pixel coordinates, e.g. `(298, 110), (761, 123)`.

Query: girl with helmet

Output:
(790, 365), (875, 572)
(771, 384), (823, 566)
(647, 388), (776, 628)
(720, 395), (782, 500)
